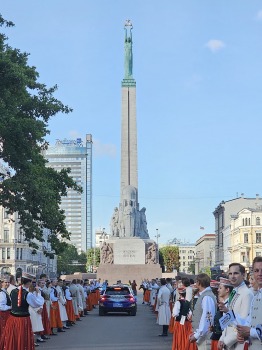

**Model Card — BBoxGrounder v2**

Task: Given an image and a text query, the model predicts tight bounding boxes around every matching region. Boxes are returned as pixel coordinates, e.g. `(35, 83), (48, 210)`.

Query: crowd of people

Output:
(0, 257), (261, 350)
(140, 256), (262, 350)
(0, 273), (102, 349)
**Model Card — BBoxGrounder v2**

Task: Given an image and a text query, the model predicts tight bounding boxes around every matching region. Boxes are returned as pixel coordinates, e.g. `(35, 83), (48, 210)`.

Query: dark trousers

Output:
(162, 325), (168, 335)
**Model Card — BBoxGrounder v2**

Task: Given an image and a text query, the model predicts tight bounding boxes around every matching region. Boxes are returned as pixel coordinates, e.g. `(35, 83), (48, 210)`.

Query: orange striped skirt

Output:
(65, 299), (76, 322)
(144, 290), (150, 303)
(50, 301), (63, 329)
(169, 316), (175, 333)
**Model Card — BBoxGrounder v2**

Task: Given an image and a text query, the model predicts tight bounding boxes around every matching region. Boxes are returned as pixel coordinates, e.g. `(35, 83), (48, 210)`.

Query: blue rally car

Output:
(99, 285), (137, 316)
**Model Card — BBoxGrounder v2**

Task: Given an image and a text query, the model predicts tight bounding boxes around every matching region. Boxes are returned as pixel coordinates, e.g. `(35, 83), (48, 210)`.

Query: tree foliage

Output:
(0, 14), (82, 255)
(159, 246), (180, 272)
(86, 248), (100, 272)
(57, 244), (87, 275)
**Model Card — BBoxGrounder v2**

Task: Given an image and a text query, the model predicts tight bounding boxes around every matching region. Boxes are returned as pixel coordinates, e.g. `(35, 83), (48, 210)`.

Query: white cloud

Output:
(256, 10), (262, 20)
(93, 139), (117, 158)
(205, 39), (225, 53)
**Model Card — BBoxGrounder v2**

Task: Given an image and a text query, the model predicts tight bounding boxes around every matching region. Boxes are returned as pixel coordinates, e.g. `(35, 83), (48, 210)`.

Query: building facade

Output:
(195, 234), (216, 275)
(213, 195), (262, 268)
(230, 208), (262, 272)
(44, 135), (93, 253)
(0, 207), (57, 278)
(177, 243), (195, 274)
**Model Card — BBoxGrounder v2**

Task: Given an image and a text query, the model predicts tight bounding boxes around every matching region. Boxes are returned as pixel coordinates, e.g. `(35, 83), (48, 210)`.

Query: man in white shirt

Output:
(157, 278), (171, 336)
(236, 257), (262, 350)
(218, 263), (253, 350)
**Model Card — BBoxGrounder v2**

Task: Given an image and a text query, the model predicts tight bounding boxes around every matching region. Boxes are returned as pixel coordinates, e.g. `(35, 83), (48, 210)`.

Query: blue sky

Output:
(2, 1), (262, 245)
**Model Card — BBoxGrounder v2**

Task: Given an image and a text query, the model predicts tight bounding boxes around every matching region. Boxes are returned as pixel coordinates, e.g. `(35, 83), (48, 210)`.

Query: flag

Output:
(200, 226), (205, 230)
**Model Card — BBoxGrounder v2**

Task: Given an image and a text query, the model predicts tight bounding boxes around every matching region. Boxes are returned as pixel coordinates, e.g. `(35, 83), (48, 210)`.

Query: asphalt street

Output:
(41, 292), (172, 350)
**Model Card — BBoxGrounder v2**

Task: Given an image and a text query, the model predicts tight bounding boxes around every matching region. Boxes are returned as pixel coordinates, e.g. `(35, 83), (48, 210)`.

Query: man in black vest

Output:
(189, 273), (216, 350)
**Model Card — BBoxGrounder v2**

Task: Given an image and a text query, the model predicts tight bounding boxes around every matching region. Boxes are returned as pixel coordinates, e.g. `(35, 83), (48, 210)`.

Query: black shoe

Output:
(34, 344), (39, 347)
(41, 335), (50, 340)
(158, 334), (168, 336)
(63, 326), (70, 329)
(57, 328), (66, 332)
(50, 332), (58, 336)
(37, 338), (45, 343)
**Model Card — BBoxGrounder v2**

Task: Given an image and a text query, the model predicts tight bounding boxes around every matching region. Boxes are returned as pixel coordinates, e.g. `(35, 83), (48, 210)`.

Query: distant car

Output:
(99, 285), (137, 316)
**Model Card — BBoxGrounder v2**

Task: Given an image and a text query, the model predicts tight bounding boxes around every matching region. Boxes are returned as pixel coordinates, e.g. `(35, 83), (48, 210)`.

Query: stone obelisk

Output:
(120, 20), (138, 199)
(97, 21), (161, 284)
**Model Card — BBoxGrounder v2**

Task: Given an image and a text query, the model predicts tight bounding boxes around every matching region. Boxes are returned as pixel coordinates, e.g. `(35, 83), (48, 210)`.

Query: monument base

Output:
(97, 264), (162, 285)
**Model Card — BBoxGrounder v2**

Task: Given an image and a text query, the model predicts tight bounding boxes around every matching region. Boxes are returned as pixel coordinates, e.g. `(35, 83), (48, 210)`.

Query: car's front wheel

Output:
(129, 309), (136, 316)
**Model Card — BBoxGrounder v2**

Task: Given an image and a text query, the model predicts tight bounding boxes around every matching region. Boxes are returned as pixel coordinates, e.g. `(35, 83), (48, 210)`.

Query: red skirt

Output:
(144, 290), (150, 303)
(0, 314), (34, 350)
(211, 340), (218, 350)
(87, 295), (93, 311)
(169, 316), (175, 333)
(50, 301), (63, 329)
(65, 300), (76, 322)
(0, 311), (10, 340)
(176, 322), (197, 350)
(41, 303), (51, 335)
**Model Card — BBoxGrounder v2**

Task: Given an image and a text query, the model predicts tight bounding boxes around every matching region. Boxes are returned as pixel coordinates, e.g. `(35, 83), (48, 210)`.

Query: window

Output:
(248, 218), (251, 225)
(7, 248), (10, 259)
(18, 228), (23, 243)
(245, 218), (248, 226)
(256, 217), (261, 225)
(256, 252), (262, 257)
(242, 219), (245, 226)
(256, 233), (261, 243)
(4, 230), (9, 243)
(16, 248), (19, 260)
(3, 209), (8, 219)
(2, 248), (6, 260)
(244, 233), (248, 243)
(183, 262), (185, 266)
(20, 248), (23, 260)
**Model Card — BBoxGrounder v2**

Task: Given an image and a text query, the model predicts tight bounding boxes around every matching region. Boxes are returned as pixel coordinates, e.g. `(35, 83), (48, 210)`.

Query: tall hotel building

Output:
(44, 135), (93, 253)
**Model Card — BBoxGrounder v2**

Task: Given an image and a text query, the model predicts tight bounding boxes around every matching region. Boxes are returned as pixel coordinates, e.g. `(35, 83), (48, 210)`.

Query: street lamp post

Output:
(155, 228), (160, 263)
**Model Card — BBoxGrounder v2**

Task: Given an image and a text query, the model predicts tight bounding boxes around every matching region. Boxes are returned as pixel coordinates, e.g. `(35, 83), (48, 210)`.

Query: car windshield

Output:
(105, 287), (130, 295)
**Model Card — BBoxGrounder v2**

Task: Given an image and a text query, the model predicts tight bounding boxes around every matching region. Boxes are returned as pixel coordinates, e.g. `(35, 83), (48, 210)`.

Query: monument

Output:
(97, 20), (161, 284)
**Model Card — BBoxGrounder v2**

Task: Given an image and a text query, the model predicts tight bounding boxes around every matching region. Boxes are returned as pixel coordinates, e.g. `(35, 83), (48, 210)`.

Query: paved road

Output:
(42, 292), (172, 350)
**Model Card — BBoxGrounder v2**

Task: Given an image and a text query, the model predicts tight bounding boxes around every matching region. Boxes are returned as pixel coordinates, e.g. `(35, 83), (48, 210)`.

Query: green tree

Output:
(159, 246), (180, 272)
(57, 244), (87, 275)
(200, 266), (211, 276)
(86, 248), (100, 272)
(0, 15), (81, 255)
(188, 261), (196, 274)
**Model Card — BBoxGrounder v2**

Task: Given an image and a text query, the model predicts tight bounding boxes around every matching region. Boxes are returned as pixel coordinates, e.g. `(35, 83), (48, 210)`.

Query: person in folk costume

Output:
(150, 279), (159, 310)
(248, 272), (259, 296)
(218, 263), (253, 350)
(182, 278), (193, 303)
(172, 287), (192, 350)
(6, 275), (17, 295)
(28, 281), (45, 345)
(69, 279), (81, 321)
(157, 278), (171, 336)
(49, 278), (64, 334)
(210, 278), (233, 350)
(85, 280), (93, 312)
(56, 279), (69, 329)
(166, 278), (174, 312)
(0, 274), (43, 350)
(188, 273), (216, 350)
(44, 280), (52, 319)
(64, 281), (76, 326)
(139, 279), (148, 304)
(236, 257), (262, 350)
(77, 280), (86, 317)
(94, 280), (101, 306)
(37, 279), (51, 339)
(0, 278), (11, 341)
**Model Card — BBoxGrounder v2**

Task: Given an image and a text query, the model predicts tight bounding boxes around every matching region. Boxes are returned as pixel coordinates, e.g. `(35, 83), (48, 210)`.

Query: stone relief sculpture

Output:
(145, 242), (157, 264)
(100, 242), (114, 264)
(110, 185), (149, 239)
(110, 207), (119, 237)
